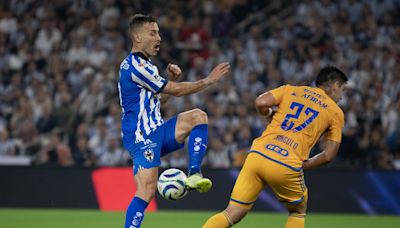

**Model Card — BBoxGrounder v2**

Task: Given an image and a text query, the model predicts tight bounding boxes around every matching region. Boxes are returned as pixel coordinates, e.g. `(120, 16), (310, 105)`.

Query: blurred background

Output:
(0, 0), (400, 225)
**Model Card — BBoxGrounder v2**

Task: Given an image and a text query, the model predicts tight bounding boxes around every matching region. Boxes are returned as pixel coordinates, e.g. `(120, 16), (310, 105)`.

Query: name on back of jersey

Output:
(302, 89), (328, 109)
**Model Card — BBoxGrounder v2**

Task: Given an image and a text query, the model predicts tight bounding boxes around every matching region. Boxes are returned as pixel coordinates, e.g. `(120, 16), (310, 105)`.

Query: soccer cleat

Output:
(185, 173), (212, 193)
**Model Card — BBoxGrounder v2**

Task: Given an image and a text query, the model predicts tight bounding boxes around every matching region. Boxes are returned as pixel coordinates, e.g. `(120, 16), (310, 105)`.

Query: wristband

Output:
(267, 108), (273, 117)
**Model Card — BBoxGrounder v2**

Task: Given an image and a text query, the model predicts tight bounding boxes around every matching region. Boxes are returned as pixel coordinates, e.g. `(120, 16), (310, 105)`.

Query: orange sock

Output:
(285, 213), (305, 228)
(202, 212), (230, 228)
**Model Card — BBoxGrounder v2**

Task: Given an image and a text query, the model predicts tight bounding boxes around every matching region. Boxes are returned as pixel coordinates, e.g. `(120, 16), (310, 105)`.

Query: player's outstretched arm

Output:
(302, 139), (340, 170)
(162, 62), (230, 97)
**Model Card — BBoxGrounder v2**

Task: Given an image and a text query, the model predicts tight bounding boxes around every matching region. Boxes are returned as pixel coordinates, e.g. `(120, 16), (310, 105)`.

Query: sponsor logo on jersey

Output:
(266, 143), (289, 157)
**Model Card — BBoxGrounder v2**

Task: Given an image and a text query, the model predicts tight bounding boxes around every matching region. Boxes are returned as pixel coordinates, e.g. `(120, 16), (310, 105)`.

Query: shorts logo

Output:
(144, 149), (154, 162)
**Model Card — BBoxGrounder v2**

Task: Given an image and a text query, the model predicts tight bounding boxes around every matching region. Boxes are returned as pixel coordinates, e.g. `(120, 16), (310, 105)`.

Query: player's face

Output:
(139, 22), (161, 57)
(332, 82), (346, 103)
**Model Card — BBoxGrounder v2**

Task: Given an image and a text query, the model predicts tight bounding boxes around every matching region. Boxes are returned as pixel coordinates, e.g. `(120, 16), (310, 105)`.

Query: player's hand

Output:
(302, 160), (308, 169)
(206, 62), (230, 84)
(265, 108), (275, 123)
(166, 63), (182, 81)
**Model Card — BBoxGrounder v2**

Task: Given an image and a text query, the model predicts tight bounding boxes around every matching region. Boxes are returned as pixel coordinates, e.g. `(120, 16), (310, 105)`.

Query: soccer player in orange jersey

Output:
(203, 66), (348, 228)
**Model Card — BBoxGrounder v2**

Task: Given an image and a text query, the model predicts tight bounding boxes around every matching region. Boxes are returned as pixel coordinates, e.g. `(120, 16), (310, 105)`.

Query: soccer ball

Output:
(157, 168), (188, 200)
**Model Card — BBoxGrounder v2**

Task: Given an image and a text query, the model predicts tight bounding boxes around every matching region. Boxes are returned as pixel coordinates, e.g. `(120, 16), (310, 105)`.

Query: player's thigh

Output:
(175, 109), (208, 143)
(122, 132), (162, 175)
(258, 156), (307, 205)
(160, 116), (184, 157)
(230, 153), (266, 210)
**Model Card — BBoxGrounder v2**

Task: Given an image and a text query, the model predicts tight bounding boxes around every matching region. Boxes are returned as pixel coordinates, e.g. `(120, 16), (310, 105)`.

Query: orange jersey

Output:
(251, 85), (344, 169)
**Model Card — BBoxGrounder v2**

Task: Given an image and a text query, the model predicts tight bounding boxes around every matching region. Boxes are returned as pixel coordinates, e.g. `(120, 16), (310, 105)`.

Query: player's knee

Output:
(289, 212), (306, 218)
(190, 108), (208, 125)
(225, 205), (249, 225)
(287, 202), (307, 215)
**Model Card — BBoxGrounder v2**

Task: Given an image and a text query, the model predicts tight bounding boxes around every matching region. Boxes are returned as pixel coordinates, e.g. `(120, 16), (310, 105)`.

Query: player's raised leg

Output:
(125, 167), (158, 228)
(174, 108), (212, 193)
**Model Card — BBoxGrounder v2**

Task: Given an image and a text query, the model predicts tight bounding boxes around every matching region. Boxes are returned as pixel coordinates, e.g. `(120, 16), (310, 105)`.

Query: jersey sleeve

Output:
(269, 85), (291, 104)
(326, 109), (344, 143)
(130, 56), (168, 93)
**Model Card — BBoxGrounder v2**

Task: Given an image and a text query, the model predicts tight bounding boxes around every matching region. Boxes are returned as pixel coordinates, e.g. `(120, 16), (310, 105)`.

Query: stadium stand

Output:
(0, 0), (399, 170)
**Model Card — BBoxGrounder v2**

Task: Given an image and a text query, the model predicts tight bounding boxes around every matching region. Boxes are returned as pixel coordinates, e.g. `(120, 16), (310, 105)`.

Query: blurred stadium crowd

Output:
(0, 0), (399, 169)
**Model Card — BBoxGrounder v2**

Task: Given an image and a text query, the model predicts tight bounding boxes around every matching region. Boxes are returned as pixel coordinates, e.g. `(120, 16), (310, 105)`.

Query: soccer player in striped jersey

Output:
(203, 66), (348, 228)
(119, 14), (230, 228)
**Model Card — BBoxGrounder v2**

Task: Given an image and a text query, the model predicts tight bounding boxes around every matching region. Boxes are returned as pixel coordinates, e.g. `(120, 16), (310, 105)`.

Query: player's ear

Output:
(332, 81), (341, 92)
(133, 33), (142, 43)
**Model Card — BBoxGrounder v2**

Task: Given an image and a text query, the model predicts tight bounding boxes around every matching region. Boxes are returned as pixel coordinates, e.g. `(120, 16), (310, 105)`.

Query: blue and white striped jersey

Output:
(118, 52), (168, 143)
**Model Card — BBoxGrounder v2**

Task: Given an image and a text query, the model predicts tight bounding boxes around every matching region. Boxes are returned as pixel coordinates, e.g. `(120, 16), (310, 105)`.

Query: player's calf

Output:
(175, 109), (211, 190)
(125, 168), (158, 228)
(202, 204), (249, 228)
(134, 168), (158, 201)
(225, 203), (249, 225)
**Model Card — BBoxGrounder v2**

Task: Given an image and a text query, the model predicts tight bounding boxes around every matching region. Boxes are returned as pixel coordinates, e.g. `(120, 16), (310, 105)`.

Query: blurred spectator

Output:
(34, 21), (61, 57)
(89, 117), (109, 159)
(53, 89), (76, 133)
(36, 100), (56, 134)
(169, 149), (187, 168)
(77, 78), (107, 123)
(38, 131), (74, 166)
(0, 127), (17, 155)
(97, 135), (127, 166)
(207, 137), (231, 168)
(72, 137), (95, 166)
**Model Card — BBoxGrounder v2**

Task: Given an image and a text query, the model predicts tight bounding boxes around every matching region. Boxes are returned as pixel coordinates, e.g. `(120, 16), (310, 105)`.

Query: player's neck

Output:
(131, 46), (150, 59)
(317, 86), (334, 101)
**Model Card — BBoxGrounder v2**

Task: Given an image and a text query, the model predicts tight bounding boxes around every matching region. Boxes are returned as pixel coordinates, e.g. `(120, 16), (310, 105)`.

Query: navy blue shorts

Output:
(122, 115), (184, 174)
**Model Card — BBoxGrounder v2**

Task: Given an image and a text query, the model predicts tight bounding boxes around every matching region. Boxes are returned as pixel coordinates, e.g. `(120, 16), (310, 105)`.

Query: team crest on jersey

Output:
(144, 149), (154, 162)
(153, 74), (163, 82)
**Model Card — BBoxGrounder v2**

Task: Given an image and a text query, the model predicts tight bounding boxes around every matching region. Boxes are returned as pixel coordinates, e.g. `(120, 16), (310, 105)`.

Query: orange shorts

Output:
(230, 151), (307, 209)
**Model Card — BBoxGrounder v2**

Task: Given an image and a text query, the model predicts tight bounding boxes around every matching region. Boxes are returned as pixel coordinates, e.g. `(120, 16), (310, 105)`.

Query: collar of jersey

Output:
(132, 52), (149, 61)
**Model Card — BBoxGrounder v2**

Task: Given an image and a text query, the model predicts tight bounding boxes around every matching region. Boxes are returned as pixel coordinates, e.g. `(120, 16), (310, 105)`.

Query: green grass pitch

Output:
(0, 209), (399, 228)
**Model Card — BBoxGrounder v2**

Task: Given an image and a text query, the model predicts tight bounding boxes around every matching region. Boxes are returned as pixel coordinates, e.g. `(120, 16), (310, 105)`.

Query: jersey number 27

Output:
(281, 102), (319, 132)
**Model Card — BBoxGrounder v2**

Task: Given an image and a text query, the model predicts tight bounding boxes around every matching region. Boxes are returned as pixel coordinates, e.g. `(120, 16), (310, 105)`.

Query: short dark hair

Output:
(128, 14), (156, 34)
(316, 65), (348, 87)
